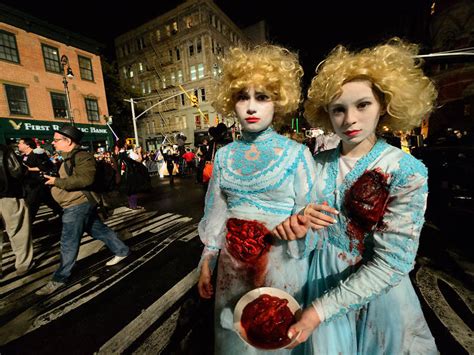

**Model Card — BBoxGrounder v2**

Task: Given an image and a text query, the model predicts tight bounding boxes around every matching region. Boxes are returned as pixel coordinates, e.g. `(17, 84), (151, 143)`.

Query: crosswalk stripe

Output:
(0, 223), (197, 345)
(416, 266), (474, 353)
(97, 268), (199, 354)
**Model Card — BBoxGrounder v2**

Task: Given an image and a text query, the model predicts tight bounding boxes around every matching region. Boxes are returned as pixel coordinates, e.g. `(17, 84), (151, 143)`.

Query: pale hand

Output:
(197, 258), (214, 299)
(44, 175), (56, 186)
(304, 202), (339, 230)
(272, 214), (310, 241)
(286, 305), (321, 349)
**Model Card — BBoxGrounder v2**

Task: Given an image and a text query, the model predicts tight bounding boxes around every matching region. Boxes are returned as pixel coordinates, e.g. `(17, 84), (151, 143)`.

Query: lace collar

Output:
(240, 127), (275, 143)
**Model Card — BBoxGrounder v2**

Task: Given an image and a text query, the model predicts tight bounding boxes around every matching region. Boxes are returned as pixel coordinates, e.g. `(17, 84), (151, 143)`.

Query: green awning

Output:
(0, 118), (113, 146)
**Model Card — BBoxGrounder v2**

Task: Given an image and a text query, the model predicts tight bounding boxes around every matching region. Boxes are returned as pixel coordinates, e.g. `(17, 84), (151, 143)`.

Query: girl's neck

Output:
(341, 135), (377, 158)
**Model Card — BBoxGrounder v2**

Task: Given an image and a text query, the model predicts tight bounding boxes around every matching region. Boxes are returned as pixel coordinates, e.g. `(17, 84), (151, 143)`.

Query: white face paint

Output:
(235, 86), (275, 133)
(328, 80), (383, 157)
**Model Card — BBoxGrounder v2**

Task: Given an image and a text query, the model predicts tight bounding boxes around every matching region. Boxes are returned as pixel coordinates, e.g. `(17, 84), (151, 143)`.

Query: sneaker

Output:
(106, 254), (128, 266)
(35, 281), (65, 296)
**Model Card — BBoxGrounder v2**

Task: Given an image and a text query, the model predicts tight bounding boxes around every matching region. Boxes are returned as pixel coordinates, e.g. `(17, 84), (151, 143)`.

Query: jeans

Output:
(53, 202), (129, 283)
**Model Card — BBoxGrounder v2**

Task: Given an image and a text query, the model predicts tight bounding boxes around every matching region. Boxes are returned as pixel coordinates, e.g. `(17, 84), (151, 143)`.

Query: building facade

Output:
(114, 0), (265, 149)
(0, 4), (113, 152)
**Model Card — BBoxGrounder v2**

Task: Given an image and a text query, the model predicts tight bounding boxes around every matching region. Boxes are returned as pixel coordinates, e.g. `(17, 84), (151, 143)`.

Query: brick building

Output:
(0, 3), (113, 151)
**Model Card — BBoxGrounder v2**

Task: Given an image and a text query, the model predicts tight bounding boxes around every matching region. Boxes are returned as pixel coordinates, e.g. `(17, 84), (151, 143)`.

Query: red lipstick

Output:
(344, 130), (361, 137)
(245, 116), (260, 123)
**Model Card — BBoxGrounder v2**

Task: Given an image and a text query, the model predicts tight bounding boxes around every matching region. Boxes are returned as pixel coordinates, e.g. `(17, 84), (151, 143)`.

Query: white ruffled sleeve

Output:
(197, 150), (228, 271)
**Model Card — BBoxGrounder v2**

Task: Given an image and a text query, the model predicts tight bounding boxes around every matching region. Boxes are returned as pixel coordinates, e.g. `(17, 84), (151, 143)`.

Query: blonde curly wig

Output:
(214, 44), (303, 119)
(304, 38), (438, 132)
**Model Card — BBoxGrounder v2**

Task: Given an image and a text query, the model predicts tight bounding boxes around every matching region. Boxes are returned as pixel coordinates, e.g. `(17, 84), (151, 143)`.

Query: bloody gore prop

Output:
(344, 168), (390, 254)
(226, 218), (272, 286)
(226, 218), (272, 262)
(241, 294), (295, 349)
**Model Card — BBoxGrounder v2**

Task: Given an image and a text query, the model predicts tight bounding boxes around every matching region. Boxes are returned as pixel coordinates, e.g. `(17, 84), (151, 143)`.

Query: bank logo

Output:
(9, 120), (23, 130)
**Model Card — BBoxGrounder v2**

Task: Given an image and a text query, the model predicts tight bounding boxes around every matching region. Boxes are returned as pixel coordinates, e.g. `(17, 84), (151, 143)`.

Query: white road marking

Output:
(416, 266), (474, 353)
(98, 268), (199, 354)
(0, 224), (198, 345)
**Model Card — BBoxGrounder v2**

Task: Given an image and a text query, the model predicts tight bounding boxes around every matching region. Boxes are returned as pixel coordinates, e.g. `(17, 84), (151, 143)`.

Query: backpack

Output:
(0, 144), (24, 195)
(66, 150), (117, 193)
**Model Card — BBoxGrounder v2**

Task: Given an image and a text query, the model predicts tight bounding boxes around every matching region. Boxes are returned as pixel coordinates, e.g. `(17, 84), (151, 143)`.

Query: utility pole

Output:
(124, 91), (192, 148)
(124, 98), (139, 147)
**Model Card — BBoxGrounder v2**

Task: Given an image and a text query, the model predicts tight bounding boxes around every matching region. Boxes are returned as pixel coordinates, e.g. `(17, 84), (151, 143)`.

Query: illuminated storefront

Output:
(0, 118), (113, 152)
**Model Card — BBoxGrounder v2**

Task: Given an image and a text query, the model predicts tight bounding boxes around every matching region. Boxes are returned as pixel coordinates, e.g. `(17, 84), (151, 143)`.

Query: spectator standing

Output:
(18, 138), (62, 223)
(0, 144), (34, 278)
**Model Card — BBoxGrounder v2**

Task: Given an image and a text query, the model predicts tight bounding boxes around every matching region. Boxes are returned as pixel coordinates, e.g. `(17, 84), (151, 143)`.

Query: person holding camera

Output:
(35, 125), (129, 296)
(18, 138), (62, 223)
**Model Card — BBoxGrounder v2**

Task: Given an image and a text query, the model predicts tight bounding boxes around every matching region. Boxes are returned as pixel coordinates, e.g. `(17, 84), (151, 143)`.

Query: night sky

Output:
(1, 0), (433, 86)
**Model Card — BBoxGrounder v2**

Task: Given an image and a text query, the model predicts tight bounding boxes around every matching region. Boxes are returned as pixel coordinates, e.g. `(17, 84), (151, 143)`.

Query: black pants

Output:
(25, 185), (62, 223)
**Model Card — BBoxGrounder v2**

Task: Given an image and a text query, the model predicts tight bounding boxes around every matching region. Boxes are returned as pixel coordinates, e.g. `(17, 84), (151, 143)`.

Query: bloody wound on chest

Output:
(344, 168), (390, 254)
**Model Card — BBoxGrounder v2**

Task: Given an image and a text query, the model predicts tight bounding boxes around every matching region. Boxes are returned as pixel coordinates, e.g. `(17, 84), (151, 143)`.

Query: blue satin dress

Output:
(198, 127), (317, 355)
(305, 139), (437, 354)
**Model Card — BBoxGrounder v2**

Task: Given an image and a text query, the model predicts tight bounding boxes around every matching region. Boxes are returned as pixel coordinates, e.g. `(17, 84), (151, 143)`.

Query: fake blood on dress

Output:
(226, 218), (272, 287)
(344, 168), (390, 254)
(241, 294), (295, 349)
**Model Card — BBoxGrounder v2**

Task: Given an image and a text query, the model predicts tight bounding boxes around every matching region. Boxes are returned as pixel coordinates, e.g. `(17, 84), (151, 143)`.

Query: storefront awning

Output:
(0, 118), (113, 145)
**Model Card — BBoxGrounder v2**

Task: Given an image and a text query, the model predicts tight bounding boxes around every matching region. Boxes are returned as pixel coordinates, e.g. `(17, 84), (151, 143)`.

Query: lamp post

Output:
(60, 54), (75, 126)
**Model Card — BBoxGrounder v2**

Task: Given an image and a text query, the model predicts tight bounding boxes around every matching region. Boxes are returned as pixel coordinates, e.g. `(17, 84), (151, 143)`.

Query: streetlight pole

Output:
(60, 54), (74, 126)
(124, 90), (192, 148)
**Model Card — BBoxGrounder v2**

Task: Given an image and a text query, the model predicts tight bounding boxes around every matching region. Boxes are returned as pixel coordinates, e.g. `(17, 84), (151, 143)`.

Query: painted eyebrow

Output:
(330, 96), (373, 106)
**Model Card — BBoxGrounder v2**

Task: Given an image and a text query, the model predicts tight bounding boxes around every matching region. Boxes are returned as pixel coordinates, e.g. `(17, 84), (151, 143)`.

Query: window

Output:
(195, 115), (201, 129)
(197, 38), (202, 54)
(156, 29), (161, 41)
(141, 82), (146, 94)
(78, 55), (94, 81)
(138, 62), (144, 73)
(85, 98), (99, 121)
(50, 92), (68, 118)
(42, 44), (61, 73)
(0, 30), (20, 63)
(177, 70), (183, 83)
(4, 84), (29, 115)
(201, 88), (206, 102)
(186, 16), (193, 28)
(147, 80), (152, 94)
(170, 72), (176, 85)
(175, 47), (180, 60)
(190, 65), (197, 81)
(189, 43), (194, 57)
(162, 76), (167, 89)
(180, 94), (185, 106)
(122, 66), (127, 79)
(137, 37), (145, 50)
(129, 66), (134, 78)
(166, 25), (171, 37)
(169, 49), (173, 62)
(198, 63), (204, 79)
(172, 21), (178, 34)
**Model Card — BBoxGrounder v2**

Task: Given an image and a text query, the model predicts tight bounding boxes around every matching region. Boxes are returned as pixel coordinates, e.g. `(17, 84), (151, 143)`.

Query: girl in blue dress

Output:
(274, 38), (438, 354)
(197, 44), (317, 354)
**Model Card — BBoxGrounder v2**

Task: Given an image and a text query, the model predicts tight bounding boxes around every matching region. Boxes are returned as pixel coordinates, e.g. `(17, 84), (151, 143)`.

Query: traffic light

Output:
(125, 137), (136, 147)
(190, 95), (199, 108)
